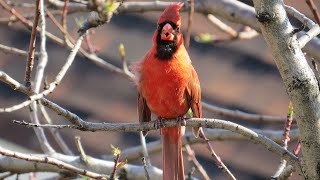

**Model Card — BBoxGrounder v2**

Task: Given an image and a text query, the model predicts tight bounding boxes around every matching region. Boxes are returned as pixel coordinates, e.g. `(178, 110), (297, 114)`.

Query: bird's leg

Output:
(155, 116), (165, 135)
(177, 116), (186, 135)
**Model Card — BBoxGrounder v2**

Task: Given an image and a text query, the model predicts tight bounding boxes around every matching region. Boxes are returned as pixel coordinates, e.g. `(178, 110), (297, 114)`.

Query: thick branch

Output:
(253, 0), (320, 179)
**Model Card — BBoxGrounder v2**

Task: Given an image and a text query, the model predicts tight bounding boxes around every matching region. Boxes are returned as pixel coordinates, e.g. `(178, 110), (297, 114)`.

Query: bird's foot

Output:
(155, 117), (165, 129)
(176, 116), (186, 126)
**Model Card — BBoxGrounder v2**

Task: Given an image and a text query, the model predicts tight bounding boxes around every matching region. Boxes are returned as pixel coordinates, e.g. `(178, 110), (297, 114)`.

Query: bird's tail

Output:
(161, 127), (184, 180)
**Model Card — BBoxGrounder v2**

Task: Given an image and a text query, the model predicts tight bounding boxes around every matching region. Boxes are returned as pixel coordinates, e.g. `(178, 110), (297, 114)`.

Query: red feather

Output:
(132, 3), (202, 179)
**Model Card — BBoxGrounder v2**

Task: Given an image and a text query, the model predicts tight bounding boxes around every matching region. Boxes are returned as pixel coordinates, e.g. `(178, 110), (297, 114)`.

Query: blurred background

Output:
(1, 0), (318, 179)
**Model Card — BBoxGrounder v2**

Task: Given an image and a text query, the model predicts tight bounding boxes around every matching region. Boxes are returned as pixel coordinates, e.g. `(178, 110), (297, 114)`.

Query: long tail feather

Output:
(162, 127), (184, 180)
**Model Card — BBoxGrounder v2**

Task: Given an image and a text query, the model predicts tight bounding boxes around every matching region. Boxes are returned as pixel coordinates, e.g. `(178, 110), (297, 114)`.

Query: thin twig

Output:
(0, 33), (86, 113)
(202, 102), (293, 124)
(185, 0), (194, 49)
(24, 0), (41, 87)
(39, 104), (74, 155)
(206, 14), (259, 41)
(0, 11), (62, 24)
(141, 157), (150, 180)
(199, 129), (236, 180)
(306, 0), (320, 24)
(139, 132), (152, 172)
(0, 43), (39, 57)
(285, 5), (320, 48)
(0, 0), (65, 49)
(293, 139), (301, 156)
(103, 128), (299, 162)
(0, 146), (107, 179)
(75, 136), (88, 163)
(28, 0), (55, 154)
(110, 154), (120, 179)
(62, 0), (69, 43)
(271, 102), (294, 179)
(185, 144), (210, 180)
(46, 9), (75, 46)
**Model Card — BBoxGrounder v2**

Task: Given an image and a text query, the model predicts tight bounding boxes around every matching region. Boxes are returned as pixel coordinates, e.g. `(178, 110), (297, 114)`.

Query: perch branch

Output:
(12, 118), (300, 171)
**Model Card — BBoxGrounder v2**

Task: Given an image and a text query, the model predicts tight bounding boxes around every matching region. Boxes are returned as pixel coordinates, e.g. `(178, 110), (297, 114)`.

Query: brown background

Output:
(1, 0), (318, 179)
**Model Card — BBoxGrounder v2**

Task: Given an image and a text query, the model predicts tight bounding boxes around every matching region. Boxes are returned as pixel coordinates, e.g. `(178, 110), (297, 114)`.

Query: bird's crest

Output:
(158, 2), (184, 26)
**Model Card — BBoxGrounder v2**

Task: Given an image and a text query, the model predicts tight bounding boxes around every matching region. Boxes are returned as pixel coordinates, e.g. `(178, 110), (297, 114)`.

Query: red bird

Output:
(132, 3), (202, 180)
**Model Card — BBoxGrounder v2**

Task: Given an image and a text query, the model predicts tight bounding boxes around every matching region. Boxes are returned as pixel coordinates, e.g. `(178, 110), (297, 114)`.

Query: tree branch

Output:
(253, 0), (320, 178)
(103, 128), (299, 162)
(0, 32), (85, 113)
(12, 118), (299, 172)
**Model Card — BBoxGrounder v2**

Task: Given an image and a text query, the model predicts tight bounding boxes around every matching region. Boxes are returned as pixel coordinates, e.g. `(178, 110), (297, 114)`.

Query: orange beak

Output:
(161, 23), (175, 41)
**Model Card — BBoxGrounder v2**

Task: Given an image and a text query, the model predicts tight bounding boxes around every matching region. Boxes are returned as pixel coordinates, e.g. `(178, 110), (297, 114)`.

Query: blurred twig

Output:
(39, 104), (74, 155)
(206, 14), (259, 41)
(103, 128), (299, 162)
(199, 129), (236, 180)
(75, 136), (87, 163)
(185, 144), (210, 180)
(185, 0), (194, 49)
(0, 32), (86, 113)
(271, 102), (294, 179)
(202, 102), (294, 124)
(24, 0), (41, 87)
(0, 43), (39, 57)
(0, 146), (108, 179)
(142, 157), (150, 180)
(306, 0), (320, 24)
(62, 0), (69, 43)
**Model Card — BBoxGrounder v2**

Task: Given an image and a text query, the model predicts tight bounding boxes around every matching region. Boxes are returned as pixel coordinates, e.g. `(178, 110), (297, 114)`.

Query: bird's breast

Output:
(140, 57), (190, 118)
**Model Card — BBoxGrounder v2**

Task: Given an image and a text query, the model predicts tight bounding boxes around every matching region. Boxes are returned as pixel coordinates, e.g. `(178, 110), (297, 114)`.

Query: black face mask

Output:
(155, 21), (179, 60)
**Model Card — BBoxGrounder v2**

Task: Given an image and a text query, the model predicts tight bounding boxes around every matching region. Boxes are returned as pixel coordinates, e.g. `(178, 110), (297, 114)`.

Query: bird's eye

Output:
(176, 27), (180, 32)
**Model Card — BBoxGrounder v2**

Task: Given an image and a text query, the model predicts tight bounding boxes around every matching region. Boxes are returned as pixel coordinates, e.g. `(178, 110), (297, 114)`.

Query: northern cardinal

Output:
(132, 3), (202, 180)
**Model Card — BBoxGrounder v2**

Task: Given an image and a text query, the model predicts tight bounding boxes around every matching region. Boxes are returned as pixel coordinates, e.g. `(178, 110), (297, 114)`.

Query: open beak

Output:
(161, 23), (175, 41)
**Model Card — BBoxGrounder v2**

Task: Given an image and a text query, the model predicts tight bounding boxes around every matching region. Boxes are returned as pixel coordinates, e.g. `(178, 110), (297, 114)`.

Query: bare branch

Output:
(24, 0), (41, 86)
(142, 157), (150, 180)
(185, 0), (194, 49)
(11, 118), (299, 171)
(139, 132), (153, 175)
(185, 145), (210, 180)
(25, 0), (56, 154)
(253, 0), (320, 178)
(103, 128), (299, 162)
(306, 0), (320, 24)
(61, 0), (69, 42)
(271, 103), (294, 179)
(0, 33), (85, 113)
(199, 129), (236, 180)
(202, 102), (293, 124)
(285, 5), (320, 48)
(75, 136), (87, 163)
(0, 147), (108, 179)
(39, 104), (74, 155)
(206, 14), (259, 41)
(0, 43), (39, 57)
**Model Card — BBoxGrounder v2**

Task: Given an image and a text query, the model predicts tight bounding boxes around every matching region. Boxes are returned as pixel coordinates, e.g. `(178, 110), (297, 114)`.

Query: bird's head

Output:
(154, 3), (184, 60)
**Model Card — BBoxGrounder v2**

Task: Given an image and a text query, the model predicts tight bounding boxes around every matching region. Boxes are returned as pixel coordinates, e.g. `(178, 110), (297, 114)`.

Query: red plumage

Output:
(132, 3), (202, 180)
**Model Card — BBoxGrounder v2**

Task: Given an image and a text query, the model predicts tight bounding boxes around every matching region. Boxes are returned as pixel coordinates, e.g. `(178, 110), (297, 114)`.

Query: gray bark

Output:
(252, 0), (320, 179)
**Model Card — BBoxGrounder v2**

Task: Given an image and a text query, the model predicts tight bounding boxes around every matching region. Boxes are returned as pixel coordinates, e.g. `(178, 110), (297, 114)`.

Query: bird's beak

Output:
(161, 23), (175, 41)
